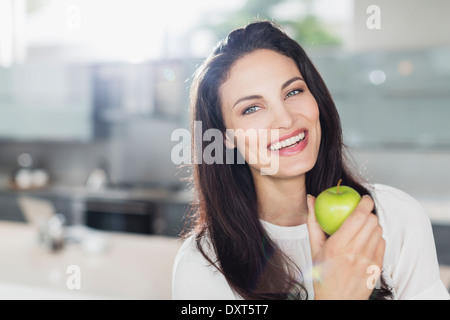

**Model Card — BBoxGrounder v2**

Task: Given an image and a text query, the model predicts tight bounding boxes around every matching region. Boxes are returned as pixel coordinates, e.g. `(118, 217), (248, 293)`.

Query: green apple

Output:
(314, 179), (361, 235)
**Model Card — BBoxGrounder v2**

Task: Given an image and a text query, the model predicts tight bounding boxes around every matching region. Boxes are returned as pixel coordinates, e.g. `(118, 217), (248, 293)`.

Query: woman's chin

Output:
(250, 161), (314, 179)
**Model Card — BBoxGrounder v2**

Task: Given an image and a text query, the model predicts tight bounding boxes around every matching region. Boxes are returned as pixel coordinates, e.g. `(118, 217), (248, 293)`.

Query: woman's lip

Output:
(270, 131), (309, 156)
(267, 129), (307, 148)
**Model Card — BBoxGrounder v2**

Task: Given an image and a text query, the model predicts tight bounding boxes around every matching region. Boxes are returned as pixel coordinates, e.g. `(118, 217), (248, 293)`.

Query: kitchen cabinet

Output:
(91, 59), (193, 139)
(84, 198), (156, 235)
(81, 187), (191, 236)
(0, 193), (24, 222)
(0, 186), (192, 237)
(0, 63), (92, 142)
(0, 189), (79, 225)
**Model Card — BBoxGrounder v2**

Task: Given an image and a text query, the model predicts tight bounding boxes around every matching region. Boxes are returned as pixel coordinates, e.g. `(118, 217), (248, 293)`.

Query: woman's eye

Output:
(243, 105), (261, 115)
(285, 89), (303, 99)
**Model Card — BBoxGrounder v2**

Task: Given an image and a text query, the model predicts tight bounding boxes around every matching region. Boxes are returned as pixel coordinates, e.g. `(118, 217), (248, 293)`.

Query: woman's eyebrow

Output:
(232, 95), (263, 109)
(281, 76), (304, 90)
(232, 76), (304, 109)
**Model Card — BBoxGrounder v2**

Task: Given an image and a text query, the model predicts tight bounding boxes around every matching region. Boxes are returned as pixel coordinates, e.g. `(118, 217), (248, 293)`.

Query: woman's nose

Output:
(270, 103), (294, 129)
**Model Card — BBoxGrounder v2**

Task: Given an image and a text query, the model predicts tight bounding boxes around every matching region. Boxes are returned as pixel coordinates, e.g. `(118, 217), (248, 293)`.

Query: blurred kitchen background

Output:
(0, 0), (449, 299)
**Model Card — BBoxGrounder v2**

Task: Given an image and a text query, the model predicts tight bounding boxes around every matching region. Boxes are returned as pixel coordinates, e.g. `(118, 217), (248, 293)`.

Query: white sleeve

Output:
(171, 236), (239, 300)
(374, 184), (450, 300)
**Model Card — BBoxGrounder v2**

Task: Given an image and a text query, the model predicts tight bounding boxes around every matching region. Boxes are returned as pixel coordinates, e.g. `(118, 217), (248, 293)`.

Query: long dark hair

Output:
(186, 20), (393, 300)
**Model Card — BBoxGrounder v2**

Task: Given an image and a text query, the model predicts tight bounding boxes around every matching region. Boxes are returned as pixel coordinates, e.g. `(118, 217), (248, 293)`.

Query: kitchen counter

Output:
(1, 184), (194, 204)
(0, 222), (449, 299)
(0, 221), (183, 299)
(0, 184), (194, 236)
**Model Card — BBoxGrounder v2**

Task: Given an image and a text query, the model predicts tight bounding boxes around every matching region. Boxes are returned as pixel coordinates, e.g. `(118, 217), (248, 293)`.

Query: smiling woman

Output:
(171, 20), (450, 300)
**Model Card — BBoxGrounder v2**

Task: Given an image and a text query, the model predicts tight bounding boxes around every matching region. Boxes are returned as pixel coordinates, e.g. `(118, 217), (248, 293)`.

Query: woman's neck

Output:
(252, 172), (308, 227)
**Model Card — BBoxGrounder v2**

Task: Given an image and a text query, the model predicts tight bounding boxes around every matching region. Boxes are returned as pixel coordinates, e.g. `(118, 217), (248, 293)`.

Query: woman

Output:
(172, 21), (449, 300)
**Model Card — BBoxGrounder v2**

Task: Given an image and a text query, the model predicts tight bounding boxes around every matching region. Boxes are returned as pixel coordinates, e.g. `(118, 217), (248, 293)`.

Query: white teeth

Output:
(299, 132), (305, 140)
(269, 131), (306, 151)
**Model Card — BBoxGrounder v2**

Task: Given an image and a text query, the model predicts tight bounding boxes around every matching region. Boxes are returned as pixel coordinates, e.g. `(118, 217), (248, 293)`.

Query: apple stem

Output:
(337, 179), (342, 194)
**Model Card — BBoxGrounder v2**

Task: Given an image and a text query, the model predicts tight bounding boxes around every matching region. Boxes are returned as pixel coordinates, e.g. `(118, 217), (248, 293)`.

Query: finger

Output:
(335, 195), (375, 245)
(365, 225), (385, 263)
(351, 213), (380, 252)
(306, 194), (326, 258)
(375, 237), (386, 268)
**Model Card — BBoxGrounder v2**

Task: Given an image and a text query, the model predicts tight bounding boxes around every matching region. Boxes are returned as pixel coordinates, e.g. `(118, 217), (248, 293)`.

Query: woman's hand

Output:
(306, 194), (385, 300)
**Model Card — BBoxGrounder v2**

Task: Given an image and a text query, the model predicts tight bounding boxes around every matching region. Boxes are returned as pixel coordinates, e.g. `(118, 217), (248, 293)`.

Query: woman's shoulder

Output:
(368, 184), (449, 299)
(173, 233), (216, 271)
(172, 232), (238, 299)
(369, 183), (428, 223)
(368, 183), (433, 244)
(369, 183), (433, 253)
(370, 183), (419, 204)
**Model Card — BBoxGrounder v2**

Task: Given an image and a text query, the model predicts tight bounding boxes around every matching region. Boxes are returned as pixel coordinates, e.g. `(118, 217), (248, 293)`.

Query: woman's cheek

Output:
(234, 130), (256, 164)
(232, 129), (268, 165)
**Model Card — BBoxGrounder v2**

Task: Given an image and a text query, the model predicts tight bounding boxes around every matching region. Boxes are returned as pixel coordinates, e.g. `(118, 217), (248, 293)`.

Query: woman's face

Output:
(220, 49), (321, 178)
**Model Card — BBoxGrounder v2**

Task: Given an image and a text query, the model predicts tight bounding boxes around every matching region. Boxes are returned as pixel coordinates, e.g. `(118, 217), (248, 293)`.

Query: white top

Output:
(172, 184), (450, 300)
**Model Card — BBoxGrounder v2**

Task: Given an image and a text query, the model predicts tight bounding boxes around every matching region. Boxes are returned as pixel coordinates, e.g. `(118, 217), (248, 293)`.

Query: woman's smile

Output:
(267, 129), (308, 156)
